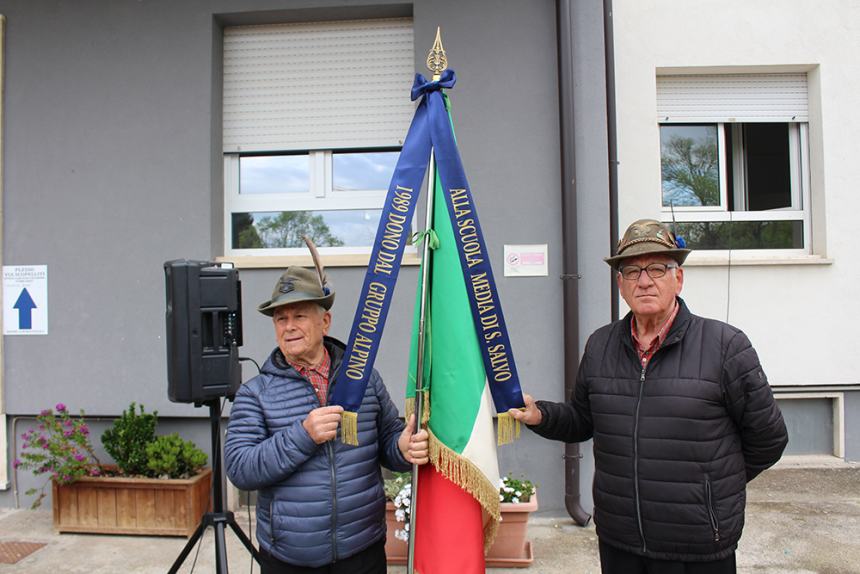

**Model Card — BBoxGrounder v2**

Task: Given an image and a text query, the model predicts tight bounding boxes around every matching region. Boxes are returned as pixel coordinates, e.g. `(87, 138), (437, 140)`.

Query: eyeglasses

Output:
(618, 262), (678, 281)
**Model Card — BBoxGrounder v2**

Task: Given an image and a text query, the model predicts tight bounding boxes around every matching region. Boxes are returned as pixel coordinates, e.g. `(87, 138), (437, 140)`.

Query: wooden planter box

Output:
(385, 492), (538, 568)
(52, 468), (212, 537)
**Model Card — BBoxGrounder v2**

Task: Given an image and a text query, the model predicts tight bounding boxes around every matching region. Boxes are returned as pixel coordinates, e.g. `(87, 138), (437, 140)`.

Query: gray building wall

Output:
(2, 0), (577, 513)
(844, 392), (860, 462)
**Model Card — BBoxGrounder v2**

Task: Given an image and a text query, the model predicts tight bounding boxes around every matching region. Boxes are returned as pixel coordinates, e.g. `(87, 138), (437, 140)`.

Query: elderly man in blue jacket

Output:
(225, 265), (429, 574)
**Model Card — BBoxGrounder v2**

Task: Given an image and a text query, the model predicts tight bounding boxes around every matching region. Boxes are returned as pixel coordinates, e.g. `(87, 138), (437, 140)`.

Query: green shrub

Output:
(145, 433), (207, 479)
(101, 402), (157, 476)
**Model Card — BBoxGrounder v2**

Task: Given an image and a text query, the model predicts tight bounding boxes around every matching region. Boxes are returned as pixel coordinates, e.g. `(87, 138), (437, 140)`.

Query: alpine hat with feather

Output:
(257, 237), (335, 315)
(604, 218), (691, 268)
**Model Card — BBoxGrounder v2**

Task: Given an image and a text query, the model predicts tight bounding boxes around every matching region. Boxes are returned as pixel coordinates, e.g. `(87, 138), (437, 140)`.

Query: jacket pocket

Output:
(269, 499), (278, 547)
(704, 478), (721, 542)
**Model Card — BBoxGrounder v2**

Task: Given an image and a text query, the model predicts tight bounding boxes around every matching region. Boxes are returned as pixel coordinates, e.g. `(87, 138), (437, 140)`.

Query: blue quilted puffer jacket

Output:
(224, 336), (410, 568)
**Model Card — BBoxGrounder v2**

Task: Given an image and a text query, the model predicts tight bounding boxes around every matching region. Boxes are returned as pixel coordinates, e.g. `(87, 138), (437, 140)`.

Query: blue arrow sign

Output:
(14, 287), (37, 330)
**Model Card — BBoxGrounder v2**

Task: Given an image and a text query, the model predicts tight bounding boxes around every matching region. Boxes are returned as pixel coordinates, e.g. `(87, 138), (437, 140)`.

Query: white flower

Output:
(395, 509), (406, 522)
(394, 529), (408, 541)
(499, 493), (504, 502)
(515, 490), (522, 497)
(512, 497), (520, 504)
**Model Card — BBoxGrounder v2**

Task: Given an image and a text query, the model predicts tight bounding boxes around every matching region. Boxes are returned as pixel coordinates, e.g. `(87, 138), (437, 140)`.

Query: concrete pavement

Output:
(2, 464), (858, 573)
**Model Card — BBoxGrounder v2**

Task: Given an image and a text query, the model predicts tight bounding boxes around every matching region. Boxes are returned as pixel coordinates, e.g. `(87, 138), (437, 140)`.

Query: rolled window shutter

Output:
(223, 18), (414, 153)
(657, 73), (808, 123)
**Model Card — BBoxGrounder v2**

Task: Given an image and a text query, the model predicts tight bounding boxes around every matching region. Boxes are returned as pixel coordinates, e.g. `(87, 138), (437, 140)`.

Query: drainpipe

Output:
(604, 0), (620, 321)
(556, 0), (592, 528)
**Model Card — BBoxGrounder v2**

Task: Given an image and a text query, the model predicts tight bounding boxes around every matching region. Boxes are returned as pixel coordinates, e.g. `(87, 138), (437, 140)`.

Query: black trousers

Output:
(259, 539), (386, 574)
(599, 541), (737, 574)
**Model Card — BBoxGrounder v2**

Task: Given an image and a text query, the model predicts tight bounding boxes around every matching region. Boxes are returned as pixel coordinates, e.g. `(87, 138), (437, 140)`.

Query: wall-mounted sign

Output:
(3, 265), (48, 335)
(503, 245), (548, 277)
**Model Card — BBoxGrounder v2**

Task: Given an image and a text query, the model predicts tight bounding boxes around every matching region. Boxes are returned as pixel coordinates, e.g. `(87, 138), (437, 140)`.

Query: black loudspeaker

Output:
(164, 260), (243, 404)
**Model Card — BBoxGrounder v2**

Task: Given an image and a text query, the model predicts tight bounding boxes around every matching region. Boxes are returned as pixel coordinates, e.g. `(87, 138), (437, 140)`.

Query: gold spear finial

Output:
(426, 26), (448, 81)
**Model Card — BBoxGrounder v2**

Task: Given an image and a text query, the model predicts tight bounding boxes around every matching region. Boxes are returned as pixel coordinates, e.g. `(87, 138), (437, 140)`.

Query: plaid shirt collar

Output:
(631, 299), (679, 368)
(285, 347), (331, 406)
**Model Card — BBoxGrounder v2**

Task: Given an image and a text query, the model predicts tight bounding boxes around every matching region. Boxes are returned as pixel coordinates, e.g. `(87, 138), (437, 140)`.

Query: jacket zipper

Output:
(633, 364), (647, 553)
(705, 478), (721, 542)
(327, 441), (339, 562)
(292, 351), (341, 563)
(327, 356), (342, 563)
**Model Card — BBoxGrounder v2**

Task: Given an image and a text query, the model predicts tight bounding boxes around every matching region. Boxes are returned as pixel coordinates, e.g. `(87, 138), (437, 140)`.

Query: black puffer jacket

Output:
(533, 298), (787, 561)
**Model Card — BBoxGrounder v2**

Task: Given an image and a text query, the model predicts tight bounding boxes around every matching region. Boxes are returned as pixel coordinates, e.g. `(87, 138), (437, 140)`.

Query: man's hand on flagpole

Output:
(508, 394), (542, 426)
(399, 414), (430, 465)
(303, 405), (344, 444)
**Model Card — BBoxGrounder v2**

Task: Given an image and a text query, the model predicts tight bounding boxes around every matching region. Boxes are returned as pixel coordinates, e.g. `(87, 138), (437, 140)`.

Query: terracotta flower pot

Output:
(385, 502), (408, 564)
(485, 492), (538, 567)
(384, 491), (538, 568)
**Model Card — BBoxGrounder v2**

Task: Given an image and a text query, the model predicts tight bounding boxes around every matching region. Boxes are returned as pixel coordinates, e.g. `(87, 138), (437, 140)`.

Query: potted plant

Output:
(383, 471), (410, 564)
(486, 474), (538, 567)
(15, 402), (211, 537)
(382, 471), (538, 567)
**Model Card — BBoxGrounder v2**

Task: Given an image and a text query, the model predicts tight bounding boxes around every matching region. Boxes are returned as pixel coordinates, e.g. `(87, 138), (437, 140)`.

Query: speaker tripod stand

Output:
(169, 399), (261, 574)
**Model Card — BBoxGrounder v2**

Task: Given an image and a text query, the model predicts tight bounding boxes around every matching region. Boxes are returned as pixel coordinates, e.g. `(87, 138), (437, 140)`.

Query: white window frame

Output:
(660, 122), (811, 257)
(219, 18), (417, 267)
(224, 150), (418, 259)
(662, 123), (729, 214)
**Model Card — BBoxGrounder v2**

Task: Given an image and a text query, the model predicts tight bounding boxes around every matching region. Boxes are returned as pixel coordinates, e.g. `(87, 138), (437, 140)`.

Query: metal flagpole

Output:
(407, 26), (447, 574)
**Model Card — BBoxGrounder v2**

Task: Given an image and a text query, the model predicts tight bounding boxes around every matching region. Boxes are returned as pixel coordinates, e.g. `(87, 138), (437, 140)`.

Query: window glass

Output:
(240, 155), (310, 194)
(232, 210), (386, 249)
(743, 123), (792, 210)
(660, 125), (720, 207)
(332, 151), (399, 192)
(674, 220), (802, 250)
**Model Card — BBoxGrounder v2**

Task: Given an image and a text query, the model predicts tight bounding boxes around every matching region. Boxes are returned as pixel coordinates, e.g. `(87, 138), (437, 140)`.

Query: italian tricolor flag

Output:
(406, 165), (501, 574)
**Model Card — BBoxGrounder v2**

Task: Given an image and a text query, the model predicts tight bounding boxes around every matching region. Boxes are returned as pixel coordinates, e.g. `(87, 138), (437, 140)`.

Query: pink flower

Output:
(55, 403), (67, 413)
(63, 430), (73, 438)
(80, 425), (90, 436)
(12, 459), (21, 469)
(40, 409), (51, 416)
(74, 453), (86, 462)
(90, 468), (101, 476)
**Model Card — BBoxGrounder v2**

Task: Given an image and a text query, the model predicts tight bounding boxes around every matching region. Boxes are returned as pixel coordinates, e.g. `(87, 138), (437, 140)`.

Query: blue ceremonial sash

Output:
(331, 70), (524, 443)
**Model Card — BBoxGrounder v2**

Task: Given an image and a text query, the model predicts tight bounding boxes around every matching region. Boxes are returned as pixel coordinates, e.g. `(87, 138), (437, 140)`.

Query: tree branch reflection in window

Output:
(660, 125), (720, 207)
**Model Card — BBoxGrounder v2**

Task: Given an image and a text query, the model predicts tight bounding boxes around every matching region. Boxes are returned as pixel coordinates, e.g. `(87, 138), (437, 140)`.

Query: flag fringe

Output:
(340, 411), (358, 446)
(496, 412), (522, 445)
(426, 429), (501, 553)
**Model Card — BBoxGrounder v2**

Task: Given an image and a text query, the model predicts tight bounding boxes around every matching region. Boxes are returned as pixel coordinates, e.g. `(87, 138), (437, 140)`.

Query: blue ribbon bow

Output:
(411, 69), (457, 101)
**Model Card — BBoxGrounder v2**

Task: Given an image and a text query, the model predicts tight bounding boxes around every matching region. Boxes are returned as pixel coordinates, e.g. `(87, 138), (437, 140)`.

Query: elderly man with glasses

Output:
(510, 219), (787, 574)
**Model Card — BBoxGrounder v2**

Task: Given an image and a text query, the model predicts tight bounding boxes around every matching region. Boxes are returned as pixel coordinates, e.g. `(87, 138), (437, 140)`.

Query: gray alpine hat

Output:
(604, 218), (691, 267)
(257, 266), (335, 316)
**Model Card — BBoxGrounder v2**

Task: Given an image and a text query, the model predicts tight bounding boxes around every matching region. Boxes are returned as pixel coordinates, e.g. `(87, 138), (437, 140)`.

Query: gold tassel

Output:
(496, 412), (521, 446)
(405, 397), (415, 422)
(404, 390), (431, 426)
(340, 411), (358, 446)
